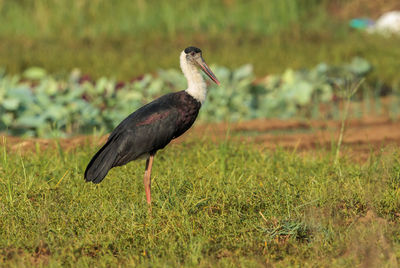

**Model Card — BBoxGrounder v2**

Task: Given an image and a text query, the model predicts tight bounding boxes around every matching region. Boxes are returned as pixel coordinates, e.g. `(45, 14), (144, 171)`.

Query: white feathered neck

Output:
(180, 51), (207, 104)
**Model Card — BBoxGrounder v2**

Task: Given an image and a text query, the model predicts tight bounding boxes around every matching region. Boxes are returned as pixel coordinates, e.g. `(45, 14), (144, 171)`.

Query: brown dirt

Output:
(2, 116), (399, 162)
(344, 210), (398, 267)
(193, 116), (400, 161)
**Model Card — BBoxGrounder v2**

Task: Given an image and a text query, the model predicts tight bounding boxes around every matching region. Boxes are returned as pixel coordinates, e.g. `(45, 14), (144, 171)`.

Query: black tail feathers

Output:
(84, 140), (118, 184)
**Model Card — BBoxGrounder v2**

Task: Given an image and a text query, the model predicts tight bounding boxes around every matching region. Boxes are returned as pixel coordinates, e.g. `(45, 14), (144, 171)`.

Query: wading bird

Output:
(84, 46), (220, 207)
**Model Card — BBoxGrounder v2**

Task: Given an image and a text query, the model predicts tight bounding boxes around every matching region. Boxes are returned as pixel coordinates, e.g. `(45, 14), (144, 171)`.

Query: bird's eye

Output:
(191, 52), (195, 56)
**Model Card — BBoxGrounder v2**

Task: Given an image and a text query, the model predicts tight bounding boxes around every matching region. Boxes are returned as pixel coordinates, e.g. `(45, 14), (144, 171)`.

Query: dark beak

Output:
(196, 57), (220, 85)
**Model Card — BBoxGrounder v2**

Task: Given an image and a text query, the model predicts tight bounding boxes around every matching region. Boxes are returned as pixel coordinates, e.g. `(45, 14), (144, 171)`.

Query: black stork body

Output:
(84, 46), (220, 206)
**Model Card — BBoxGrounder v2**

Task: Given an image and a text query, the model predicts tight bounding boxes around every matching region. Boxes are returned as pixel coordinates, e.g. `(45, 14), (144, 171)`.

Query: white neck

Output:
(180, 51), (207, 104)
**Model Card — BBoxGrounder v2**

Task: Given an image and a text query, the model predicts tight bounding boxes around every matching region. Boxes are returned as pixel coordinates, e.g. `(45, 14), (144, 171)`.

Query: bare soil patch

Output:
(194, 116), (400, 161)
(2, 116), (399, 162)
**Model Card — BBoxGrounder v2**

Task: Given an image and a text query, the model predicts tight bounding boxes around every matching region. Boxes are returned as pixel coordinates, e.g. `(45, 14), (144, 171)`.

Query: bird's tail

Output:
(84, 139), (119, 184)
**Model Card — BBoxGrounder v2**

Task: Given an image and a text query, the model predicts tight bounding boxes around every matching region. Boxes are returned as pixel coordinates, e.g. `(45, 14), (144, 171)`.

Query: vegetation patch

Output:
(0, 139), (399, 266)
(3, 58), (399, 137)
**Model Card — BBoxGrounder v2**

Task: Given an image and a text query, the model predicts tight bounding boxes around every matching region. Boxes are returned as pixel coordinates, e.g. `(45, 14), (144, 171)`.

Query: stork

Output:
(84, 46), (220, 207)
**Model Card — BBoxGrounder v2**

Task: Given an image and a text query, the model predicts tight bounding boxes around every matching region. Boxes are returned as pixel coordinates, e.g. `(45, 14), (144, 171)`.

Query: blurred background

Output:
(0, 0), (400, 137)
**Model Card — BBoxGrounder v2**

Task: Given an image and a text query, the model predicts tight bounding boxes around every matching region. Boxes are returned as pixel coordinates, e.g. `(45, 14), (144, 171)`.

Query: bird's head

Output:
(183, 46), (220, 85)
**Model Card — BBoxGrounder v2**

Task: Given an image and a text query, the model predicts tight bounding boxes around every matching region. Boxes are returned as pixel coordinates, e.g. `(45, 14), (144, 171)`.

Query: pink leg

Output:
(143, 154), (154, 207)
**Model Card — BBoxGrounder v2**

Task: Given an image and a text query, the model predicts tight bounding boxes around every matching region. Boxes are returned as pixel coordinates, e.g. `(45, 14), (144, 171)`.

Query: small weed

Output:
(335, 78), (364, 164)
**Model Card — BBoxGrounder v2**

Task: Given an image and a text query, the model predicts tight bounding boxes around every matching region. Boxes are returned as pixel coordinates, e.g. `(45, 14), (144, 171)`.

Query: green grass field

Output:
(1, 138), (400, 266)
(2, 1), (400, 266)
(0, 0), (400, 84)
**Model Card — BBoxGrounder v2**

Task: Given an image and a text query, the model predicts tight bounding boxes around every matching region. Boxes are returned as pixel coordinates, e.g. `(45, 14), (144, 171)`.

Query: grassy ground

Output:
(0, 0), (400, 84)
(1, 137), (400, 266)
(0, 0), (322, 38)
(2, 32), (400, 85)
(1, 1), (400, 266)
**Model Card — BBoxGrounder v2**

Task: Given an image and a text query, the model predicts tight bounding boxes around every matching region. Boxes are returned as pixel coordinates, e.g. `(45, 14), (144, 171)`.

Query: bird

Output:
(84, 46), (220, 207)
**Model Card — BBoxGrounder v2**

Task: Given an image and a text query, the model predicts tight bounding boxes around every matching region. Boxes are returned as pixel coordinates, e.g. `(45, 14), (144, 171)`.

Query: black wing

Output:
(111, 106), (180, 166)
(85, 93), (180, 183)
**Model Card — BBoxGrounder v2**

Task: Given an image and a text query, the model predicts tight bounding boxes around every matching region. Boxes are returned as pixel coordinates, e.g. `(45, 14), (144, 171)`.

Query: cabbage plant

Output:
(0, 58), (371, 137)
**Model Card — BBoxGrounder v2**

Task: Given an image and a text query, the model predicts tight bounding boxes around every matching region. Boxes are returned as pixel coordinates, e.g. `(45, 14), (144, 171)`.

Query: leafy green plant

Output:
(0, 58), (376, 137)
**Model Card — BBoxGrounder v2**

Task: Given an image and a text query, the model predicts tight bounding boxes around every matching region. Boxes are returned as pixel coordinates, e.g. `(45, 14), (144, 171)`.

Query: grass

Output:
(1, 137), (400, 266)
(1, 32), (400, 84)
(0, 1), (400, 85)
(1, 1), (400, 266)
(0, 0), (322, 38)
